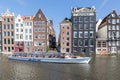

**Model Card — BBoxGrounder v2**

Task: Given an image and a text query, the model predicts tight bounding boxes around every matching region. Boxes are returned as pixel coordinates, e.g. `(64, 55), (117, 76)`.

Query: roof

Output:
(99, 10), (119, 29)
(61, 17), (71, 24)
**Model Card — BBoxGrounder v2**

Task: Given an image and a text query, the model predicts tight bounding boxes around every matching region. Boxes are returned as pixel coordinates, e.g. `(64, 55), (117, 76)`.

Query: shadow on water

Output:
(0, 54), (120, 80)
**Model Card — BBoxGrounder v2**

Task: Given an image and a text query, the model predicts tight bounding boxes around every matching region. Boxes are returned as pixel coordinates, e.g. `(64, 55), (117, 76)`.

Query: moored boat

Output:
(8, 53), (91, 64)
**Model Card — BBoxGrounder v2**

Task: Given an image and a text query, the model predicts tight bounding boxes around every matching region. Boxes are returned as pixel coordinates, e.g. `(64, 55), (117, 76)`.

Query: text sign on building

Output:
(73, 12), (94, 16)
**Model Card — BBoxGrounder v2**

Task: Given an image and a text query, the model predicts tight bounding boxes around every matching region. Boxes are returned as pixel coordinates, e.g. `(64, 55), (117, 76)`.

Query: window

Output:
(8, 24), (10, 29)
(84, 31), (88, 38)
(4, 32), (6, 36)
(112, 26), (115, 30)
(20, 34), (23, 39)
(102, 42), (106, 47)
(27, 22), (29, 26)
(117, 41), (119, 46)
(21, 24), (23, 27)
(7, 18), (10, 22)
(8, 39), (10, 44)
(34, 35), (38, 38)
(11, 32), (14, 36)
(97, 41), (101, 47)
(108, 19), (111, 23)
(73, 48), (77, 52)
(89, 39), (94, 47)
(16, 34), (19, 39)
(18, 19), (21, 22)
(25, 35), (28, 40)
(90, 16), (94, 22)
(4, 24), (6, 29)
(66, 42), (69, 46)
(90, 23), (94, 30)
(66, 48), (69, 52)
(12, 47), (14, 50)
(25, 29), (28, 33)
(79, 17), (83, 22)
(16, 42), (19, 46)
(67, 37), (69, 40)
(73, 39), (77, 46)
(112, 19), (116, 24)
(112, 41), (115, 46)
(41, 28), (46, 32)
(112, 14), (115, 17)
(109, 41), (112, 46)
(34, 21), (46, 25)
(74, 17), (78, 23)
(73, 24), (78, 30)
(34, 28), (38, 32)
(8, 32), (10, 36)
(116, 25), (119, 30)
(4, 39), (6, 44)
(11, 24), (13, 29)
(84, 17), (89, 22)
(11, 18), (13, 21)
(21, 29), (23, 32)
(29, 35), (32, 40)
(90, 48), (94, 52)
(26, 17), (30, 20)
(67, 27), (69, 29)
(90, 31), (94, 38)
(79, 24), (83, 30)
(16, 24), (18, 27)
(20, 42), (23, 46)
(116, 31), (119, 37)
(29, 29), (32, 33)
(11, 39), (14, 44)
(41, 34), (45, 39)
(117, 19), (120, 23)
(4, 18), (6, 22)
(4, 47), (7, 50)
(73, 32), (77, 38)
(30, 22), (32, 26)
(67, 32), (69, 35)
(8, 47), (10, 52)
(109, 25), (111, 30)
(84, 39), (88, 46)
(78, 39), (83, 46)
(79, 31), (83, 38)
(16, 29), (19, 32)
(84, 24), (89, 29)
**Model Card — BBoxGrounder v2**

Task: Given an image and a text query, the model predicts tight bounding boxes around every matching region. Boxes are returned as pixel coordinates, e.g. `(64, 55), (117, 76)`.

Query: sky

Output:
(0, 0), (120, 41)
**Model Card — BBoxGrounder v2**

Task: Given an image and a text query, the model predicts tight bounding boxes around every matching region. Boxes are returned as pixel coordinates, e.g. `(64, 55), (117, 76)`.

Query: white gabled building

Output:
(22, 16), (33, 53)
(14, 14), (24, 52)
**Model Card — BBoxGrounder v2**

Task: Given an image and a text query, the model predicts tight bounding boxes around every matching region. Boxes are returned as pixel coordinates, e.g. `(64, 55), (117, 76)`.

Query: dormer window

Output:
(18, 19), (21, 22)
(112, 13), (115, 17)
(26, 17), (30, 20)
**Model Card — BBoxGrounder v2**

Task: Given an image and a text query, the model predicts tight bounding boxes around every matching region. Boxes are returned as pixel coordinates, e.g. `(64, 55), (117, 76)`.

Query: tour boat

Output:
(8, 53), (91, 64)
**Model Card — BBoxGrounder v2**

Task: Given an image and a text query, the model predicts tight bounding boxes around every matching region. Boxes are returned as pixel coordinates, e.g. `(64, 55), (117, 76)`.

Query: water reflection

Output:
(0, 54), (120, 80)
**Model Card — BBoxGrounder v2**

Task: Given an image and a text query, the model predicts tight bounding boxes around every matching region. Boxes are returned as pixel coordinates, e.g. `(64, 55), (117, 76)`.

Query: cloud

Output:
(97, 0), (109, 17)
(16, 0), (26, 6)
(99, 0), (109, 10)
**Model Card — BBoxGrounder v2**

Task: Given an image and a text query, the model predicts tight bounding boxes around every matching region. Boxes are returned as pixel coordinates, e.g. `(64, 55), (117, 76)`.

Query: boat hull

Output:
(8, 56), (91, 64)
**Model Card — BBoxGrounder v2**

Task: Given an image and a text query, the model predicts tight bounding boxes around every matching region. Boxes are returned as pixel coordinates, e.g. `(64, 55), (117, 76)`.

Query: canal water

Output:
(0, 54), (120, 80)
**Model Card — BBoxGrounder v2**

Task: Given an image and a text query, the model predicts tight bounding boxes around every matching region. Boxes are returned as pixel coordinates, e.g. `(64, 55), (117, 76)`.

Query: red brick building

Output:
(33, 9), (47, 52)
